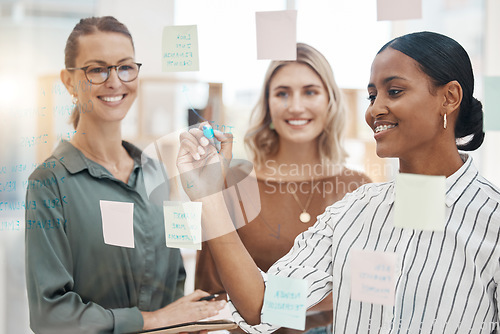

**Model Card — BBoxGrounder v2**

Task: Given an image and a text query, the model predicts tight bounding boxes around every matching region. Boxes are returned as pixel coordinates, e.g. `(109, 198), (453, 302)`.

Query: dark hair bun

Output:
(456, 97), (485, 151)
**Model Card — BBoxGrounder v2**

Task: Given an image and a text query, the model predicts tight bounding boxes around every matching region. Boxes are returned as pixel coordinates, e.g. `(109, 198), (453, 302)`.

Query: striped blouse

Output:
(230, 155), (500, 333)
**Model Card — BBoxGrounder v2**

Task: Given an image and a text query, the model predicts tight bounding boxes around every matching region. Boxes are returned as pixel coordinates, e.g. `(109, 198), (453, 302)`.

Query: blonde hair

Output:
(244, 43), (347, 168)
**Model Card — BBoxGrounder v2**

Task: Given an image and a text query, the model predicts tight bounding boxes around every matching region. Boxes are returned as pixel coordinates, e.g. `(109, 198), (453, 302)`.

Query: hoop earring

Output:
(269, 121), (275, 130)
(443, 114), (447, 130)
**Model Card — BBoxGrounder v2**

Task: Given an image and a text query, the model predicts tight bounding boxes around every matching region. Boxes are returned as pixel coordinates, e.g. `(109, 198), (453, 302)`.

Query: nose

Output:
(288, 93), (306, 113)
(365, 96), (389, 125)
(368, 95), (389, 117)
(104, 66), (122, 88)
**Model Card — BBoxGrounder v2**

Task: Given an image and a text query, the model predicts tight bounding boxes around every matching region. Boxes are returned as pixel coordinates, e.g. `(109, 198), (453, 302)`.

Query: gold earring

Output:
(443, 114), (447, 130)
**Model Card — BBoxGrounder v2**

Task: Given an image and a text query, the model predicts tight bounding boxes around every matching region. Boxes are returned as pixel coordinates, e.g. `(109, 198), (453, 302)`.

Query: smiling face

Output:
(63, 31), (138, 127)
(268, 62), (329, 147)
(365, 48), (447, 161)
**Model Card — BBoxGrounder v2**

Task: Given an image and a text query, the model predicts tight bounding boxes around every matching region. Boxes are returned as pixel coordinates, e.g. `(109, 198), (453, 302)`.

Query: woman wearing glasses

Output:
(25, 16), (224, 334)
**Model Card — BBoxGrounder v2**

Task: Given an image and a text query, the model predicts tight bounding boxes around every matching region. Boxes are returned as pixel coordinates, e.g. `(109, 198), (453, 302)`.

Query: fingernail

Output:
(194, 153), (201, 160)
(200, 137), (209, 146)
(198, 146), (205, 155)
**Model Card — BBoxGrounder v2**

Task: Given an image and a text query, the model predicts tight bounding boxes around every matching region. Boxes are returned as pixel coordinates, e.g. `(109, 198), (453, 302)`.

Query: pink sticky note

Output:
(255, 10), (297, 60)
(377, 0), (422, 21)
(350, 249), (397, 306)
(100, 200), (134, 248)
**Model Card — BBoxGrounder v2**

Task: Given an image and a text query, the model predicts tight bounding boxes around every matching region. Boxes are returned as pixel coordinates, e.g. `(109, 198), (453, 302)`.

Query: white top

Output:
(230, 155), (500, 333)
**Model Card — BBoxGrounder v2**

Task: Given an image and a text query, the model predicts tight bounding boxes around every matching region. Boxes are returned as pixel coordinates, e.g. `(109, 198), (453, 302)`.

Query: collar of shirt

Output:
(444, 153), (478, 207)
(51, 140), (154, 179)
(386, 154), (477, 208)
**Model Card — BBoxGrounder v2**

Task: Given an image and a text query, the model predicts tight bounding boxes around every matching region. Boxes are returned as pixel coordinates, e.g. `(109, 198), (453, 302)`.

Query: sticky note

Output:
(255, 10), (297, 60)
(377, 0), (422, 21)
(164, 201), (202, 250)
(262, 275), (307, 330)
(484, 76), (500, 131)
(394, 173), (446, 231)
(100, 200), (134, 248)
(162, 25), (199, 72)
(351, 249), (397, 306)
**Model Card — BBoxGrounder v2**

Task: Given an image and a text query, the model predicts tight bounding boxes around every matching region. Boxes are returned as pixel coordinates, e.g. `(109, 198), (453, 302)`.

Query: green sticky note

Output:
(164, 201), (202, 250)
(262, 275), (307, 330)
(162, 25), (199, 72)
(484, 76), (500, 132)
(394, 173), (446, 231)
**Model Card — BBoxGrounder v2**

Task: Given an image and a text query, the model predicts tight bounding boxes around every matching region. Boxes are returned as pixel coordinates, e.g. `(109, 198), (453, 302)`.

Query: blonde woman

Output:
(195, 43), (370, 333)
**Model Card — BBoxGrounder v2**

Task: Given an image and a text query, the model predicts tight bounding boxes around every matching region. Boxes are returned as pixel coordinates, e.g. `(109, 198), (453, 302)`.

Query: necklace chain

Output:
(290, 186), (315, 223)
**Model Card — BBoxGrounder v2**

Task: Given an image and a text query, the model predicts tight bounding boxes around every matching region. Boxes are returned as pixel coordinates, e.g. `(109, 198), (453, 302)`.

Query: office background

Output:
(0, 0), (499, 332)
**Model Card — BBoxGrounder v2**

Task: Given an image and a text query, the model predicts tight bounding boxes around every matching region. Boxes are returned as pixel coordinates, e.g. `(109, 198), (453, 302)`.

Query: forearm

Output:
(141, 311), (159, 330)
(207, 232), (265, 325)
(309, 292), (333, 311)
(201, 192), (265, 325)
(27, 289), (143, 334)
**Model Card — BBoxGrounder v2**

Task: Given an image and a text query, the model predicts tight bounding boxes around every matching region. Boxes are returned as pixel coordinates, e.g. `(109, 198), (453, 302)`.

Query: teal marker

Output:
(203, 125), (219, 152)
(203, 125), (214, 139)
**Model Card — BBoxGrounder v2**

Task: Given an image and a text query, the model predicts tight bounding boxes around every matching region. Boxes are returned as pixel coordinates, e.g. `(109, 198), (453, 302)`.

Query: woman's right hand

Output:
(141, 289), (227, 330)
(176, 123), (233, 201)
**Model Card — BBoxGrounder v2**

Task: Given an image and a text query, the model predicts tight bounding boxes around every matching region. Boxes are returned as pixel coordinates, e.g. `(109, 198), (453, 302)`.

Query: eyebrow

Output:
(272, 84), (322, 91)
(367, 75), (408, 89)
(83, 57), (134, 66)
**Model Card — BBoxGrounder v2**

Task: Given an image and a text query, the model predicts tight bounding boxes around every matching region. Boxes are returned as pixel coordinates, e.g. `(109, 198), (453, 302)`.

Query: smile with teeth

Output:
(287, 119), (310, 126)
(99, 95), (125, 102)
(374, 124), (397, 133)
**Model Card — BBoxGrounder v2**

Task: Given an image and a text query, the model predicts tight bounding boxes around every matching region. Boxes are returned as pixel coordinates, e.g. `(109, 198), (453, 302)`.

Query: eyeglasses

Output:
(66, 62), (142, 84)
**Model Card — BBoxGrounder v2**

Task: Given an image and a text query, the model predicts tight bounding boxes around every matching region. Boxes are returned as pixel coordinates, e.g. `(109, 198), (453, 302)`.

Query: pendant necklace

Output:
(290, 187), (315, 223)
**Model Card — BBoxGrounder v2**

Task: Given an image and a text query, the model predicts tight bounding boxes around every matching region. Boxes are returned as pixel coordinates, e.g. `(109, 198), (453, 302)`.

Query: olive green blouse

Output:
(25, 141), (185, 334)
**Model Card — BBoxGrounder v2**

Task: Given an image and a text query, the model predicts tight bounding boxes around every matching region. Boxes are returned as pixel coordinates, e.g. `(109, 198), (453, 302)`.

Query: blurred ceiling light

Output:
(0, 76), (23, 109)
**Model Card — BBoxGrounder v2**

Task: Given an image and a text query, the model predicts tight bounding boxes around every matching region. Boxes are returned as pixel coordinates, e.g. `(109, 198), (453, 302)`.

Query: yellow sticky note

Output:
(164, 201), (202, 250)
(255, 10), (297, 60)
(100, 200), (134, 248)
(377, 0), (422, 21)
(394, 173), (445, 231)
(262, 275), (307, 330)
(350, 250), (397, 306)
(162, 25), (199, 72)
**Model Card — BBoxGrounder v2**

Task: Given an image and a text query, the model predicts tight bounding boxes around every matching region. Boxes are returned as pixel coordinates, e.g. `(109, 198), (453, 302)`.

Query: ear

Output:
(60, 69), (75, 96)
(442, 80), (462, 117)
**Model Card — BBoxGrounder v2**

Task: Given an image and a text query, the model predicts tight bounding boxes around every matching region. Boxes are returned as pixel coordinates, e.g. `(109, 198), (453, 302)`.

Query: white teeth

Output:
(374, 124), (396, 133)
(288, 120), (309, 126)
(100, 95), (124, 102)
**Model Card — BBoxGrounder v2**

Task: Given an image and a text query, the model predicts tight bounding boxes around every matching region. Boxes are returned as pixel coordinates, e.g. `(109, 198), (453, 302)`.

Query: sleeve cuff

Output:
(111, 307), (144, 334)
